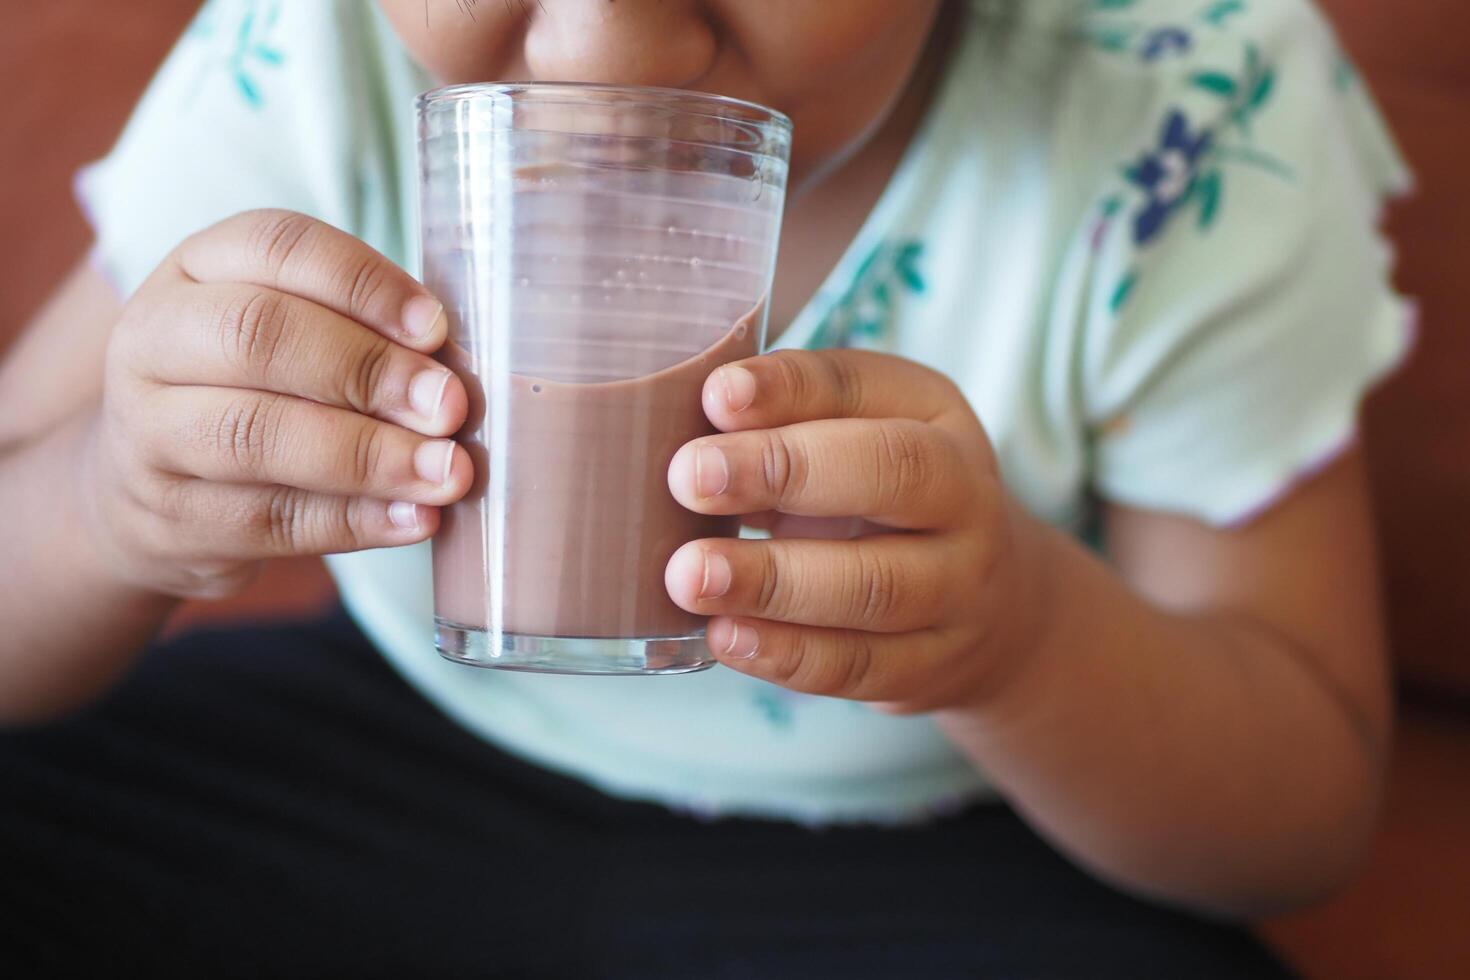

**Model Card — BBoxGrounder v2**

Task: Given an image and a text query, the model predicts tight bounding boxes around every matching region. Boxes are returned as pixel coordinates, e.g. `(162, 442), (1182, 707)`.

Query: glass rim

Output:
(416, 81), (792, 133)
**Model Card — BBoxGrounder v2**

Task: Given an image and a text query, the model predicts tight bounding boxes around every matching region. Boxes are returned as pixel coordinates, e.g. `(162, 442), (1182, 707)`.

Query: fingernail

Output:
(409, 369), (451, 420)
(388, 501), (420, 530)
(700, 551), (732, 598)
(402, 295), (447, 340)
(414, 439), (456, 486)
(719, 365), (757, 413)
(695, 445), (729, 498)
(719, 621), (760, 661)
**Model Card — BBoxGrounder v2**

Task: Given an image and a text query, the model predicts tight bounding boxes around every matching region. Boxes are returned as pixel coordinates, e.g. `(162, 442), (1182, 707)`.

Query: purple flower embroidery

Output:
(1126, 109), (1212, 246)
(1140, 27), (1193, 62)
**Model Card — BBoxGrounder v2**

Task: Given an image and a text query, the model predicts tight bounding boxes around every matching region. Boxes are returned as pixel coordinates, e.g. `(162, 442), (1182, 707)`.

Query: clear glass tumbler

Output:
(419, 83), (791, 674)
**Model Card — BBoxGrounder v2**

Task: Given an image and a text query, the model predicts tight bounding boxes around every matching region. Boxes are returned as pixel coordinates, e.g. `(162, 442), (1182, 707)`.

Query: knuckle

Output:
(758, 431), (807, 503)
(349, 422), (388, 488)
(244, 210), (316, 278)
(345, 336), (394, 415)
(337, 495), (373, 549)
(211, 393), (280, 475)
(766, 631), (810, 688)
(342, 253), (392, 321)
(260, 489), (367, 555)
(834, 633), (879, 698)
(770, 351), (817, 409)
(261, 485), (309, 552)
(771, 629), (876, 699)
(218, 288), (290, 375)
(851, 543), (903, 629)
(873, 421), (941, 510)
(753, 546), (785, 618)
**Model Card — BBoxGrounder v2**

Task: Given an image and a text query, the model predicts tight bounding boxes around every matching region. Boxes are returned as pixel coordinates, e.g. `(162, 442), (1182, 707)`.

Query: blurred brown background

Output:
(1, 3), (1466, 977)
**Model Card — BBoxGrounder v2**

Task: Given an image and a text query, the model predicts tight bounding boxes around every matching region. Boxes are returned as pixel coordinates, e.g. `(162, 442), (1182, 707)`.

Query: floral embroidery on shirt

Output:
(751, 686), (801, 731)
(806, 240), (926, 351)
(187, 0), (285, 109)
(1201, 1), (1247, 26)
(1140, 27), (1193, 62)
(1082, 4), (1295, 312)
(1080, 0), (1247, 63)
(1125, 109), (1214, 246)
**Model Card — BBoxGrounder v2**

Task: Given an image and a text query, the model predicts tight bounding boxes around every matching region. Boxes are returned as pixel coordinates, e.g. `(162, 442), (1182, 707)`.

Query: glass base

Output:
(435, 619), (715, 675)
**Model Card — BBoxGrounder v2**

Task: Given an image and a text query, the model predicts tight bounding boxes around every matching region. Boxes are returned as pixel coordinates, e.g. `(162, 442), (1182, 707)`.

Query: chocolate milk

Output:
(433, 306), (760, 639)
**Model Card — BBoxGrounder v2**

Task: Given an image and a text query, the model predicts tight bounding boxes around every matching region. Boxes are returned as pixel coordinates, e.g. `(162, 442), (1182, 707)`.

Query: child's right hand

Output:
(84, 210), (472, 599)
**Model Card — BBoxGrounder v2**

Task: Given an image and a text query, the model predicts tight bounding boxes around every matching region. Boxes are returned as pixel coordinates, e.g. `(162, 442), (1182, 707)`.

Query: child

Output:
(0, 0), (1410, 975)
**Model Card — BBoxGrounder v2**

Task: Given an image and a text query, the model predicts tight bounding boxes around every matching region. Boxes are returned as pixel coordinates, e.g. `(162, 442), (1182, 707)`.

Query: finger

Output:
(665, 535), (952, 633)
(704, 616), (953, 708)
(158, 479), (439, 559)
(130, 281), (467, 437)
(170, 209), (448, 351)
(147, 387), (472, 505)
(701, 349), (968, 432)
(668, 417), (975, 529)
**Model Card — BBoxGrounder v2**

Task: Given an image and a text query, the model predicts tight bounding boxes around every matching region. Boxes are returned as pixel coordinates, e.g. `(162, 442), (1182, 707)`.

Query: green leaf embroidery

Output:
(1196, 171), (1223, 228)
(235, 74), (261, 106)
(849, 245), (883, 286)
(1250, 67), (1276, 108)
(752, 690), (795, 730)
(225, 1), (285, 109)
(1232, 104), (1253, 138)
(896, 247), (927, 292)
(805, 240), (926, 350)
(1191, 72), (1239, 97)
(1099, 4), (1297, 314)
(1201, 1), (1246, 27)
(1110, 272), (1139, 313)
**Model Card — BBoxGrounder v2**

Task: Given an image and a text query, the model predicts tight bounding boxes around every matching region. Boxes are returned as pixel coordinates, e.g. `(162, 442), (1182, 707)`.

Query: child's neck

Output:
(768, 10), (958, 341)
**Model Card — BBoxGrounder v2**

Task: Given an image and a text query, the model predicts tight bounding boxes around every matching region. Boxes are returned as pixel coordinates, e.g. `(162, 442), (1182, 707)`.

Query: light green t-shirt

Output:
(80, 0), (1411, 823)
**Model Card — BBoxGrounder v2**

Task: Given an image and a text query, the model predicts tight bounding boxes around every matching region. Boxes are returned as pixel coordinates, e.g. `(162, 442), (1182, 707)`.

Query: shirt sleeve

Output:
(1077, 0), (1413, 527)
(76, 0), (419, 299)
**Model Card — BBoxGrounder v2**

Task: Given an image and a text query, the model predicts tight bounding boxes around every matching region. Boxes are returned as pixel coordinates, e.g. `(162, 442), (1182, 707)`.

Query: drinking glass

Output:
(419, 82), (791, 674)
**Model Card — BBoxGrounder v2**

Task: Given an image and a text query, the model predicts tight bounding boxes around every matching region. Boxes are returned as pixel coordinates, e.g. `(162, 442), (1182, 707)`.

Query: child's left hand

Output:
(666, 349), (1049, 713)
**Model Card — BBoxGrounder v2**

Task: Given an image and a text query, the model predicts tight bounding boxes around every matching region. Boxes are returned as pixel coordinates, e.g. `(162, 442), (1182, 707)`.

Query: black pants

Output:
(0, 611), (1293, 979)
